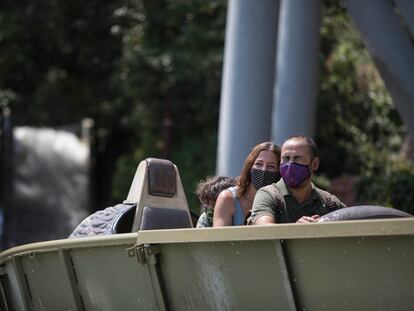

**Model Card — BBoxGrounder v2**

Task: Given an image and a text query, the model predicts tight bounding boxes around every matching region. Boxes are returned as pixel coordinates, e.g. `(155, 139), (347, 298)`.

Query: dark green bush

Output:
(358, 166), (414, 215)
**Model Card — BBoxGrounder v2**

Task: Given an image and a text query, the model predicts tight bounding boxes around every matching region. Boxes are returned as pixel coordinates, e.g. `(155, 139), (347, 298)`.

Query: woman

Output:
(213, 142), (281, 226)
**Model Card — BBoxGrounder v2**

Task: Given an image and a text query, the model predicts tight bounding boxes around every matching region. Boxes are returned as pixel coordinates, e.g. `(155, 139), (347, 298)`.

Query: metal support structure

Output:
(271, 0), (322, 146)
(274, 240), (297, 311)
(132, 244), (161, 265)
(346, 0), (414, 140)
(216, 0), (279, 176)
(394, 0), (414, 38)
(58, 250), (85, 311)
(0, 107), (13, 250)
(10, 258), (29, 311)
(0, 265), (11, 311)
(129, 244), (166, 310)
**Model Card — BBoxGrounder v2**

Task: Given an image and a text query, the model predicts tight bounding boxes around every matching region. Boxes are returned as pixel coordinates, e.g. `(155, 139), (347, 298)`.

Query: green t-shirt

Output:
(250, 179), (346, 224)
(196, 212), (210, 228)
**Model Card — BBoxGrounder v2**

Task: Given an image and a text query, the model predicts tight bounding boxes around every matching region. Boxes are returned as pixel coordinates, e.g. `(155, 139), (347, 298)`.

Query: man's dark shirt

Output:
(250, 179), (347, 224)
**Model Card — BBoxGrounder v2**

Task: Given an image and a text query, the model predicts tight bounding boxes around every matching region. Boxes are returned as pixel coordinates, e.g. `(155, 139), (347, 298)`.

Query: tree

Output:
(111, 0), (227, 210)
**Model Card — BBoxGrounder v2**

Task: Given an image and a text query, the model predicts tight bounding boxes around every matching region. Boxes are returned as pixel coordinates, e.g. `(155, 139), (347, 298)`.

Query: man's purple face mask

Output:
(279, 161), (311, 188)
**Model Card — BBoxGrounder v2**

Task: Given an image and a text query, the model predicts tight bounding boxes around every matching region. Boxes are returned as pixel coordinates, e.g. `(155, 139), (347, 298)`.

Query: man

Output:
(250, 135), (346, 224)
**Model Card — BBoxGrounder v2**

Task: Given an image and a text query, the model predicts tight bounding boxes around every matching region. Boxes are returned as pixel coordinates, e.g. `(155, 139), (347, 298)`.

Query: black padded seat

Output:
(128, 158), (192, 231)
(68, 157), (192, 238)
(140, 206), (192, 230)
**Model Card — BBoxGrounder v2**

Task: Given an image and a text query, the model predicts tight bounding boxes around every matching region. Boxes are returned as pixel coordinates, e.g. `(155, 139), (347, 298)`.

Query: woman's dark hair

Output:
(237, 142), (280, 198)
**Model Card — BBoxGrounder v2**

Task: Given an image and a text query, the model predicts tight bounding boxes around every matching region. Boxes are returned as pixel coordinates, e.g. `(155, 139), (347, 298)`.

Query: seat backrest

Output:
(124, 158), (192, 231)
(140, 206), (192, 230)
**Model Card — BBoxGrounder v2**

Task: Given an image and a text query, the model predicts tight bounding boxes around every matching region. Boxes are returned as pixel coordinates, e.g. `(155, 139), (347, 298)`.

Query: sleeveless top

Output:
(227, 186), (244, 226)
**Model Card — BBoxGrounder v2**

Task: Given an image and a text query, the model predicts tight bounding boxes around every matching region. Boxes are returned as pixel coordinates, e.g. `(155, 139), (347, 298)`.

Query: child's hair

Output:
(195, 176), (237, 227)
(195, 176), (237, 209)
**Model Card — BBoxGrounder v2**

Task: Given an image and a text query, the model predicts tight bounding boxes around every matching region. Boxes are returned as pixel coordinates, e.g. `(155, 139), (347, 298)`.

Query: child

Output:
(195, 176), (237, 228)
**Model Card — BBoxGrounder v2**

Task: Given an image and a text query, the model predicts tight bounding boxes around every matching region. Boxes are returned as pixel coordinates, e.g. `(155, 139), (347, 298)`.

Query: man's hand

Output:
(296, 215), (319, 223)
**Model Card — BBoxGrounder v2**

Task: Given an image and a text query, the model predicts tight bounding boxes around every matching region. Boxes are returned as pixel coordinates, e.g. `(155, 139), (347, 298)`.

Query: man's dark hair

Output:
(285, 135), (318, 158)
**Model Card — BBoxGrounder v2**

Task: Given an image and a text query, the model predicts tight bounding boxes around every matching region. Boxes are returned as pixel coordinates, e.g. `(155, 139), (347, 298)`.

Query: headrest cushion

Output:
(146, 158), (176, 197)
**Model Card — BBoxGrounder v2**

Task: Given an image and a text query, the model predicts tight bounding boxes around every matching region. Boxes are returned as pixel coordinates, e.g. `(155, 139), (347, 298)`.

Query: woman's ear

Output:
(311, 157), (320, 172)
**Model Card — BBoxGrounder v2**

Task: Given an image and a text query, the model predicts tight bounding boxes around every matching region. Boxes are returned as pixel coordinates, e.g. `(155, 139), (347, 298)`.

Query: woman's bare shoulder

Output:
(215, 189), (235, 208)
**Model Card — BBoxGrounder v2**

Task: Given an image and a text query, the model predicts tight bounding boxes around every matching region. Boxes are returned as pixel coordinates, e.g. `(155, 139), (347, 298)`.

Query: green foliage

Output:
(315, 0), (414, 212)
(171, 133), (218, 209)
(358, 164), (414, 215)
(0, 0), (129, 125)
(312, 174), (330, 191)
(111, 0), (226, 210)
(317, 1), (405, 178)
(1, 0), (413, 214)
(111, 149), (146, 201)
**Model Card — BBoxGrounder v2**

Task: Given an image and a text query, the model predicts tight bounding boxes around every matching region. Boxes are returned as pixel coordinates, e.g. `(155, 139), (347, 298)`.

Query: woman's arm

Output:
(213, 190), (235, 226)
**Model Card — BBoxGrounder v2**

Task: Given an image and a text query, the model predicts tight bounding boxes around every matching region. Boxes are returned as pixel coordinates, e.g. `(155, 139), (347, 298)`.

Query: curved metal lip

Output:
(0, 233), (138, 261)
(1, 218), (413, 261)
(136, 217), (414, 245)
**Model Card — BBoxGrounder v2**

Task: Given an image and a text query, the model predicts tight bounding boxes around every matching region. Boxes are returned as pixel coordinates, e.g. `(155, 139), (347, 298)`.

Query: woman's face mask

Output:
(279, 161), (312, 188)
(250, 168), (281, 190)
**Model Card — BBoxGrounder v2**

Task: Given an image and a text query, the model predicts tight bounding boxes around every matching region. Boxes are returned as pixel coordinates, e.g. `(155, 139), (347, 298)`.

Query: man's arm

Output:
(255, 215), (275, 225)
(250, 188), (276, 225)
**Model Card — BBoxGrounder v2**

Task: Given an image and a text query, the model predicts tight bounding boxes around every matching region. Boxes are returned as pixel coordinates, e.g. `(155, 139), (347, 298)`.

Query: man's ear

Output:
(311, 157), (320, 172)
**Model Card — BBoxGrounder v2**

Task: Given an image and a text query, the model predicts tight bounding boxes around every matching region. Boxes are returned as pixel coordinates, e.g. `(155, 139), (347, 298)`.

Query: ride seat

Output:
(125, 157), (192, 231)
(68, 157), (192, 238)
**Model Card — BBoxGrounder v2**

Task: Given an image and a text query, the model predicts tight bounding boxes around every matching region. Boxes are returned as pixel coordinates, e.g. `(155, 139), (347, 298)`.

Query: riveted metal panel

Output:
(19, 251), (79, 310)
(158, 240), (296, 311)
(285, 235), (414, 310)
(69, 244), (161, 311)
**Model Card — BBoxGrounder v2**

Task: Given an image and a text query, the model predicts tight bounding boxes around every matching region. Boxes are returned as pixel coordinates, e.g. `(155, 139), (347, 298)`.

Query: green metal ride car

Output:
(1, 158), (413, 311)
